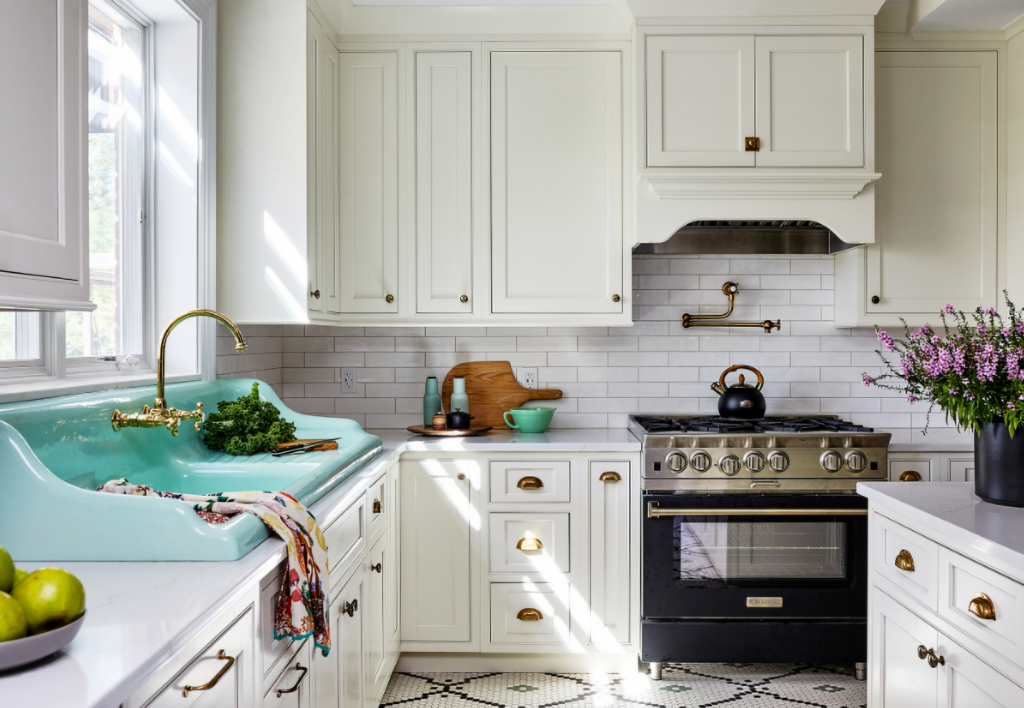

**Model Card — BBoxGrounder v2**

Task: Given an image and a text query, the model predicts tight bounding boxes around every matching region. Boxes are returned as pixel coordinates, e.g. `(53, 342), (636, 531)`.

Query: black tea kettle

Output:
(711, 365), (766, 420)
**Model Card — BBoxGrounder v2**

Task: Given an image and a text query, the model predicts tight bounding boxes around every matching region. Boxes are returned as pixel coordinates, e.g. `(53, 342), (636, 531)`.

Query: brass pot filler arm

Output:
(681, 282), (782, 333)
(112, 309), (248, 436)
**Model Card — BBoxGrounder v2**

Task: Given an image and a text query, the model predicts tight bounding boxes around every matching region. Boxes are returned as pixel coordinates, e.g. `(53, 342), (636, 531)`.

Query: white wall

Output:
(1008, 30), (1024, 305)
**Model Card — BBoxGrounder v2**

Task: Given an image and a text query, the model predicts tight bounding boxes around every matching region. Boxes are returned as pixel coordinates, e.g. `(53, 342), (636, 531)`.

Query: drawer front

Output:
(489, 512), (570, 574)
(366, 472), (387, 542)
(326, 496), (365, 583)
(264, 639), (311, 708)
(889, 459), (931, 482)
(938, 547), (1024, 665)
(490, 582), (570, 644)
(261, 565), (290, 679)
(873, 513), (939, 610)
(489, 460), (571, 503)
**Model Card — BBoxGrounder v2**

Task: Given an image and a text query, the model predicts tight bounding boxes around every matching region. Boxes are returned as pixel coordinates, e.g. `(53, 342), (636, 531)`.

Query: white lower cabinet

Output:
(589, 461), (631, 645)
(365, 534), (391, 706)
(315, 564), (366, 708)
(888, 452), (977, 484)
(265, 641), (313, 708)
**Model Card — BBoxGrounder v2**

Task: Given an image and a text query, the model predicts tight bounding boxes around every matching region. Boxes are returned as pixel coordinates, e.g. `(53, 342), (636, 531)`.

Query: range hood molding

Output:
(633, 221), (862, 256)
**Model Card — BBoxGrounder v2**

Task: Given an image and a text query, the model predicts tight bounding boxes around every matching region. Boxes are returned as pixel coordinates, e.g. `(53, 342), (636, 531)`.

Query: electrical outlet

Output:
(521, 368), (538, 390)
(341, 368), (357, 394)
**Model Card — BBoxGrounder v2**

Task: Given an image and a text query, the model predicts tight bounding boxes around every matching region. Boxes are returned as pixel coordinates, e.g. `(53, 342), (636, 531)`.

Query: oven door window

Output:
(674, 516), (847, 587)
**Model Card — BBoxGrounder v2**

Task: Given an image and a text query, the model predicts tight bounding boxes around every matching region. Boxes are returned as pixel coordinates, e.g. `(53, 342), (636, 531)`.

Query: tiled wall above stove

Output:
(217, 255), (969, 447)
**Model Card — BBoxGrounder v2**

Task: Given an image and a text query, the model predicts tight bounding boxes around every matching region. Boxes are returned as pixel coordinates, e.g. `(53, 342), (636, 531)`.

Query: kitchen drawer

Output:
(489, 512), (570, 574)
(889, 459), (931, 482)
(264, 639), (311, 708)
(325, 496), (365, 584)
(366, 472), (387, 542)
(261, 565), (291, 681)
(490, 582), (570, 645)
(489, 460), (570, 503)
(873, 513), (939, 610)
(938, 547), (1024, 666)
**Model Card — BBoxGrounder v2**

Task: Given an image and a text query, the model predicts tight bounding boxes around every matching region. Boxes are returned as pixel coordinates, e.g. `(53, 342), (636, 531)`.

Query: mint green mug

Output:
(503, 407), (555, 433)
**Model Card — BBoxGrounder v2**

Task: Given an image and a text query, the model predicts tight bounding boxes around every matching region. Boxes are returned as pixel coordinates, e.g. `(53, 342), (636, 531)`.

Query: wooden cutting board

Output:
(441, 361), (562, 430)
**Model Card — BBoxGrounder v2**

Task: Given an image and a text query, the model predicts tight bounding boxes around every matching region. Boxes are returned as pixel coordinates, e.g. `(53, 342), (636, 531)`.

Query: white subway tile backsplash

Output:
(218, 255), (923, 437)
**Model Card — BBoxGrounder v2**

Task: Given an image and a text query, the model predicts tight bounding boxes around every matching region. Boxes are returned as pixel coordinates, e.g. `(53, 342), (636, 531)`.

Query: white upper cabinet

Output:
(338, 51), (400, 314)
(646, 36), (754, 167)
(490, 51), (624, 314)
(0, 0), (90, 310)
(644, 33), (864, 169)
(754, 36), (864, 168)
(415, 51), (474, 315)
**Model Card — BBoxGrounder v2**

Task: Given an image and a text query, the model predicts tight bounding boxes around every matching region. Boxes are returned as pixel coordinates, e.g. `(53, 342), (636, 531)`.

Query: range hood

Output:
(633, 220), (861, 256)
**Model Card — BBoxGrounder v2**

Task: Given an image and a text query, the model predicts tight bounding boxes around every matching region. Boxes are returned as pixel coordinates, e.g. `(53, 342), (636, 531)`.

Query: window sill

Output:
(0, 372), (201, 405)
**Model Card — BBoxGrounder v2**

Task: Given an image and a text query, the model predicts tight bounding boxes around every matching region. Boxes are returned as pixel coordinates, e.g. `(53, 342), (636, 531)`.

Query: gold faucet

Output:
(112, 309), (247, 436)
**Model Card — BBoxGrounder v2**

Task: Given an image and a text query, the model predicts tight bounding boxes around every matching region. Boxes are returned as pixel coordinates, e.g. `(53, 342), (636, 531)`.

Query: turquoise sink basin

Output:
(0, 379), (382, 561)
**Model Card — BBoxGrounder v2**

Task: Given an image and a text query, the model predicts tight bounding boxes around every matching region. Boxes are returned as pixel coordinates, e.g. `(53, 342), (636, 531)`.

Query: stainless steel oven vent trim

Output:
(632, 221), (861, 255)
(646, 503), (869, 518)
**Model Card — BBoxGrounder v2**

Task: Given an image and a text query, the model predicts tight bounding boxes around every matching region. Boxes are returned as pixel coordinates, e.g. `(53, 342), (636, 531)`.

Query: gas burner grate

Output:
(633, 415), (874, 434)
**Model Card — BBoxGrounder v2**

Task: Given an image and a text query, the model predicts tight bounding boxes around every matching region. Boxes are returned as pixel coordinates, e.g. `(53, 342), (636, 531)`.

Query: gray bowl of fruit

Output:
(0, 546), (86, 671)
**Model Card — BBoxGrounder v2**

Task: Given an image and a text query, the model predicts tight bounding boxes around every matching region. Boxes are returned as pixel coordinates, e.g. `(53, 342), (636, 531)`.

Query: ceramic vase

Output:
(974, 419), (1024, 506)
(451, 376), (469, 415)
(423, 377), (441, 426)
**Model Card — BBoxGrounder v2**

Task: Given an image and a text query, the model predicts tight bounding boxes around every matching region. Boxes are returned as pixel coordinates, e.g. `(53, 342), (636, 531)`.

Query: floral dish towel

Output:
(97, 479), (331, 656)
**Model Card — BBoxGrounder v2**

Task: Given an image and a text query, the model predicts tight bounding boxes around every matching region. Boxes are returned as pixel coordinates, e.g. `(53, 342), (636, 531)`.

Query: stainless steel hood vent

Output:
(633, 221), (861, 255)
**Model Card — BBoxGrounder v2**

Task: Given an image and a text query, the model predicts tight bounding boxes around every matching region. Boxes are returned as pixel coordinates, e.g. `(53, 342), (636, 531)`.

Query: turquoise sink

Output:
(0, 379), (382, 561)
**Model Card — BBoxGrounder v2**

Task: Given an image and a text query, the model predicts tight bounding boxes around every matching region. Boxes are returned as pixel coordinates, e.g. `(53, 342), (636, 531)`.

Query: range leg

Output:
(855, 662), (866, 681)
(649, 662), (663, 680)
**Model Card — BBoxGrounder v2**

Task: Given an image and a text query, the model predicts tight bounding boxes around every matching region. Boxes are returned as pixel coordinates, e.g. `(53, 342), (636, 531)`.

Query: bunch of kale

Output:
(202, 382), (297, 455)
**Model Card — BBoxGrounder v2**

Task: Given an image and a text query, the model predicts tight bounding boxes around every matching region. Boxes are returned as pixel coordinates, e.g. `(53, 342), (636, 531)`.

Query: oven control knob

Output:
(846, 450), (868, 473)
(821, 451), (844, 473)
(666, 451), (688, 473)
(744, 451), (766, 472)
(718, 454), (741, 476)
(690, 451), (712, 473)
(768, 451), (789, 473)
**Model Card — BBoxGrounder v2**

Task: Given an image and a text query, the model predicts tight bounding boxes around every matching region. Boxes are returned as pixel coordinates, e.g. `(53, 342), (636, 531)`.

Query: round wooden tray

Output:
(406, 425), (493, 437)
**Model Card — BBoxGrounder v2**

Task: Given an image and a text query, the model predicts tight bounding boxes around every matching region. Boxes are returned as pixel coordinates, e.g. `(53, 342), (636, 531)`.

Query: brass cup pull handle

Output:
(895, 549), (915, 572)
(517, 476), (544, 490)
(969, 593), (996, 620)
(373, 498), (382, 514)
(516, 537), (543, 551)
(371, 562), (382, 573)
(343, 599), (358, 617)
(276, 663), (308, 697)
(899, 470), (922, 482)
(517, 608), (543, 621)
(385, 294), (394, 303)
(599, 471), (621, 483)
(917, 645), (945, 668)
(182, 650), (235, 697)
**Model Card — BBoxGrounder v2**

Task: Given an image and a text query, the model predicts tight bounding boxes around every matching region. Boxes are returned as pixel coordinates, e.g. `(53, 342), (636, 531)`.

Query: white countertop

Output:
(0, 429), (638, 707)
(858, 482), (1024, 575)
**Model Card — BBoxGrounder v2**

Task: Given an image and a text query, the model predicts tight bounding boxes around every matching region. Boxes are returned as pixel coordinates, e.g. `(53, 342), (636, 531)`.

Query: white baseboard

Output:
(395, 652), (643, 673)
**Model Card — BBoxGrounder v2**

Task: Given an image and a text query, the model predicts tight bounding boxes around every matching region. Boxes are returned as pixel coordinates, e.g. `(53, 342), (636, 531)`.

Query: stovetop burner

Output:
(632, 415), (874, 435)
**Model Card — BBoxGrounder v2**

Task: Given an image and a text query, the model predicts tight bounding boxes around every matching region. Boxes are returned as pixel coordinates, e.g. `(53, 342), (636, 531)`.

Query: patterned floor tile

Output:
(379, 664), (866, 708)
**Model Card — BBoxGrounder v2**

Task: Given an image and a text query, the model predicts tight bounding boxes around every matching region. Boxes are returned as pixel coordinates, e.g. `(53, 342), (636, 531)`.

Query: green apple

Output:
(11, 568), (85, 635)
(0, 545), (13, 593)
(13, 568), (28, 587)
(0, 591), (27, 642)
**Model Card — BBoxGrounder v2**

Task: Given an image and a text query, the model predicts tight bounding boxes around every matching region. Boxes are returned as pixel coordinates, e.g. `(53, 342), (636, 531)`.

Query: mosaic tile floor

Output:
(379, 663), (866, 708)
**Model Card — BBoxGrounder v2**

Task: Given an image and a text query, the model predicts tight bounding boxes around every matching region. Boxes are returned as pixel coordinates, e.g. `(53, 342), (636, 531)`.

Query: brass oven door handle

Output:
(647, 503), (867, 518)
(516, 537), (544, 551)
(599, 471), (622, 483)
(182, 650), (235, 697)
(276, 663), (308, 697)
(517, 608), (543, 621)
(917, 645), (945, 668)
(517, 476), (544, 490)
(895, 549), (915, 572)
(969, 593), (996, 620)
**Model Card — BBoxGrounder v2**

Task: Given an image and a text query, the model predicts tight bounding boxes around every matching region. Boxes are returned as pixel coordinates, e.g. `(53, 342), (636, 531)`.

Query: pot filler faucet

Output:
(111, 309), (247, 436)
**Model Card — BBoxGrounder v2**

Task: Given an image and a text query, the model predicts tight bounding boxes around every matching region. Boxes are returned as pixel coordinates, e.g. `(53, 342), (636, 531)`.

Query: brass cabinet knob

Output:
(516, 537), (543, 551)
(894, 549), (915, 572)
(182, 650), (235, 697)
(310, 289), (320, 299)
(899, 470), (922, 482)
(871, 295), (880, 304)
(612, 294), (620, 302)
(745, 136), (760, 151)
(457, 472), (466, 480)
(373, 498), (382, 514)
(460, 295), (468, 303)
(517, 608), (543, 621)
(517, 476), (544, 490)
(599, 471), (622, 483)
(917, 645), (945, 668)
(969, 593), (996, 620)
(371, 562), (382, 573)
(386, 294), (394, 303)
(343, 599), (358, 617)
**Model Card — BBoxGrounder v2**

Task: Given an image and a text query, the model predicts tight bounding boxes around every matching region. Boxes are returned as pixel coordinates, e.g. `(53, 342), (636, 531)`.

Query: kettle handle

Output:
(717, 364), (764, 391)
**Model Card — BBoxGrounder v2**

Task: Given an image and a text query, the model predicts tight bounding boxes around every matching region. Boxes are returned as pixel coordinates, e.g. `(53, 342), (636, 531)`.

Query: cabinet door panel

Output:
(416, 51), (473, 314)
(940, 638), (1024, 707)
(949, 460), (974, 483)
(754, 36), (863, 167)
(590, 461), (630, 644)
(645, 36), (754, 167)
(338, 569), (365, 708)
(870, 52), (997, 314)
(365, 535), (388, 702)
(338, 52), (399, 314)
(871, 587), (939, 708)
(490, 51), (623, 314)
(400, 459), (472, 641)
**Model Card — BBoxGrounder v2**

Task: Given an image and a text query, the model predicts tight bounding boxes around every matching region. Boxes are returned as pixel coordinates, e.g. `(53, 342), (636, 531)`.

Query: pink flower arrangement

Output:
(864, 294), (1024, 436)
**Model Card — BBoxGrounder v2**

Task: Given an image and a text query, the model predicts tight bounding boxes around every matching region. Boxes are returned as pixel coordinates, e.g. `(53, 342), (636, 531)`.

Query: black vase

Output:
(975, 420), (1024, 507)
